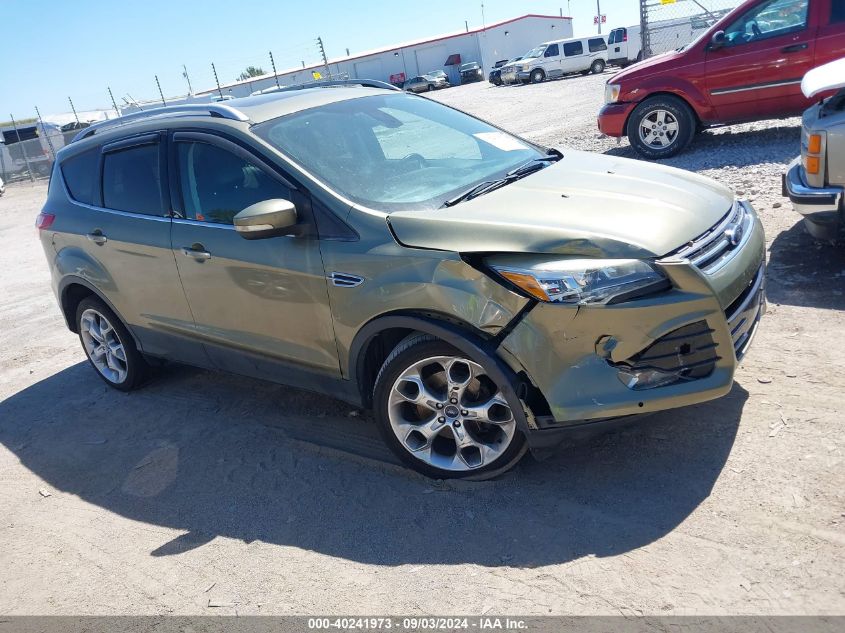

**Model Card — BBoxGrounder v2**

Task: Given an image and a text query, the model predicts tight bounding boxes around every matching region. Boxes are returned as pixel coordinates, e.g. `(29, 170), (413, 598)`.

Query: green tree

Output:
(237, 66), (266, 81)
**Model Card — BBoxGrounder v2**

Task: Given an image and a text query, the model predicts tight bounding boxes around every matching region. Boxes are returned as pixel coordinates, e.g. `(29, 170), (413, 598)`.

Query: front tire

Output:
(530, 68), (545, 84)
(626, 95), (696, 159)
(590, 59), (606, 74)
(76, 297), (149, 391)
(373, 335), (527, 480)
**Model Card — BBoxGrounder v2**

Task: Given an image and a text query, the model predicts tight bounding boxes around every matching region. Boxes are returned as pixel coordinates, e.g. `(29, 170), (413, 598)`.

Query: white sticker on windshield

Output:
(473, 132), (530, 152)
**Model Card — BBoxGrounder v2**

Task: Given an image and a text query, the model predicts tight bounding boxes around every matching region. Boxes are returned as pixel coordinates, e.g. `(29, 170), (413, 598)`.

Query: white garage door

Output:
(354, 59), (384, 80)
(414, 44), (449, 76)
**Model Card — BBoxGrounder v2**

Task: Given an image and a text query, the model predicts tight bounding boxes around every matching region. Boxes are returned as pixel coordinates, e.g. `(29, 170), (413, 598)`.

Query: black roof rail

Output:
(71, 104), (250, 143)
(257, 78), (401, 95)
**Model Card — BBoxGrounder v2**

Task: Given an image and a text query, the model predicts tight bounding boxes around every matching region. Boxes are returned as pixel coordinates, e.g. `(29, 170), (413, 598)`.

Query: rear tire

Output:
(530, 68), (545, 84)
(626, 95), (696, 159)
(373, 335), (527, 480)
(76, 297), (149, 391)
(591, 59), (606, 74)
(427, 84), (434, 92)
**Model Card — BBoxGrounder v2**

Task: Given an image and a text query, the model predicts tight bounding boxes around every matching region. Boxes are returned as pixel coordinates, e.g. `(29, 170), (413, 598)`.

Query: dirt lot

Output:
(1, 73), (843, 616)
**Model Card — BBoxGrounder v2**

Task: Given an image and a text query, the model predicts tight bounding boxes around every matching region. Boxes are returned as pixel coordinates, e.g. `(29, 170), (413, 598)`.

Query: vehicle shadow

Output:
(603, 122), (801, 171)
(766, 218), (845, 310)
(0, 362), (747, 567)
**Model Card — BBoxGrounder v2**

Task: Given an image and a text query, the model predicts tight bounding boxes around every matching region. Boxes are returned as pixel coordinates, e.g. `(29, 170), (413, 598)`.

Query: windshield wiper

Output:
(443, 152), (561, 208)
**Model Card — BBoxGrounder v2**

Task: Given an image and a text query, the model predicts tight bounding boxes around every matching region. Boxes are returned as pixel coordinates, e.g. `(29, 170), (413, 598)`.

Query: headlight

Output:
(521, 64), (531, 71)
(488, 258), (668, 305)
(605, 83), (621, 104)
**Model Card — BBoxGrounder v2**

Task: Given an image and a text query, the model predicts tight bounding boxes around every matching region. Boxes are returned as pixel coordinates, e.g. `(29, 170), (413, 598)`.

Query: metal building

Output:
(198, 14), (573, 98)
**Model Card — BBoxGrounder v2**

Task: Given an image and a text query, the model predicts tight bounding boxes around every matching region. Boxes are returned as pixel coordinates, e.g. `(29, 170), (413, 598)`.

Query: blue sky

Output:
(0, 0), (639, 118)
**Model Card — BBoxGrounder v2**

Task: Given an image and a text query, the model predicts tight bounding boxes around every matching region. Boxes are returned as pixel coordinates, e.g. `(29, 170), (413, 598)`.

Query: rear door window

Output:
(102, 142), (164, 216)
(61, 149), (99, 205)
(564, 41), (584, 56)
(544, 43), (560, 57)
(833, 2), (845, 22)
(588, 37), (608, 52)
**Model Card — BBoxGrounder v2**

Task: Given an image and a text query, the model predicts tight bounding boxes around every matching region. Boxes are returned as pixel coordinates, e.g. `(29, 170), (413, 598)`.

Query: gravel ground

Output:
(0, 74), (843, 617)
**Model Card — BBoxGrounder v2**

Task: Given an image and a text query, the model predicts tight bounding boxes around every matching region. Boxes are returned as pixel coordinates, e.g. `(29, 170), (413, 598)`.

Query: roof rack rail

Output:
(258, 78), (401, 95)
(71, 104), (250, 143)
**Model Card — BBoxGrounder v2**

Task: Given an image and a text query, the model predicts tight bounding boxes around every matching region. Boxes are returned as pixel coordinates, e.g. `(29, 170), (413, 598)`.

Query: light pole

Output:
(596, 0), (603, 34)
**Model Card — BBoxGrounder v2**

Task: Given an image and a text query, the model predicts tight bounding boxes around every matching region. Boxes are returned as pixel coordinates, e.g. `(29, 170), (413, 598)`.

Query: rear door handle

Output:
(782, 43), (808, 53)
(86, 231), (107, 245)
(181, 245), (211, 261)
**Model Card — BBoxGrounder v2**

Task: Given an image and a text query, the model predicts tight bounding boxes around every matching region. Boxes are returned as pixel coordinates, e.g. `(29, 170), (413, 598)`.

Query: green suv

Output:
(37, 80), (766, 479)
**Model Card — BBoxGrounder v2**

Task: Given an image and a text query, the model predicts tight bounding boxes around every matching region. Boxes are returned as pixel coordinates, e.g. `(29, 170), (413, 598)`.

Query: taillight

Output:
(623, 33), (628, 42)
(35, 212), (55, 230)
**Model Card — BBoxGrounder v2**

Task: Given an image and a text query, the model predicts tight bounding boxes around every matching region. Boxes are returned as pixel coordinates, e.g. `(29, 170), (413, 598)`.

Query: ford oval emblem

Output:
(724, 223), (743, 247)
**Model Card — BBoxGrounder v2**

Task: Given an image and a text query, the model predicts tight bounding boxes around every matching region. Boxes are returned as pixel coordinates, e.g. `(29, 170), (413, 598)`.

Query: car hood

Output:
(802, 57), (845, 98)
(611, 49), (684, 83)
(387, 150), (735, 258)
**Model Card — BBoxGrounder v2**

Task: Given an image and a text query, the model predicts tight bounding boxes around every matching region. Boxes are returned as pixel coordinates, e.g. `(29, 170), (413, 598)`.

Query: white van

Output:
(607, 25), (642, 67)
(511, 36), (608, 84)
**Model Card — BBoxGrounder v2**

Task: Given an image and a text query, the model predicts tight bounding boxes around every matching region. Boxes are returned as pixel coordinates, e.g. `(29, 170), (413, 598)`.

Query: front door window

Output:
(723, 0), (809, 46)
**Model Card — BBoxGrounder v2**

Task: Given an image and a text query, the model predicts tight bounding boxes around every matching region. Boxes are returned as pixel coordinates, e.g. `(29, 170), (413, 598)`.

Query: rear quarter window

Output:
(60, 149), (99, 205)
(589, 38), (608, 52)
(564, 41), (584, 56)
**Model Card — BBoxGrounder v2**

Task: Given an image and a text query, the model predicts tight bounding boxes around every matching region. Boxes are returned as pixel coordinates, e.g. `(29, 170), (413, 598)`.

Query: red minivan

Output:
(598, 0), (845, 158)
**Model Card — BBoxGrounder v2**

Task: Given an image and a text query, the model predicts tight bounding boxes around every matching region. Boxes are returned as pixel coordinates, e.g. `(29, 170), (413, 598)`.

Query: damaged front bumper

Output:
(498, 207), (766, 446)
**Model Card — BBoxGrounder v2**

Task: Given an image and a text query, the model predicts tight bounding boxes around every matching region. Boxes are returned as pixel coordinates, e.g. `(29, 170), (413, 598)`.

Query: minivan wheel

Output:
(626, 95), (696, 159)
(530, 68), (545, 84)
(76, 297), (148, 391)
(590, 59), (606, 74)
(373, 335), (527, 480)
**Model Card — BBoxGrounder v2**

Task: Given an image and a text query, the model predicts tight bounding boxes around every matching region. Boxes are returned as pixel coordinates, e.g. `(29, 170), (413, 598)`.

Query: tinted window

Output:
(589, 38), (608, 52)
(61, 149), (99, 205)
(724, 0), (808, 46)
(564, 41), (584, 56)
(102, 143), (163, 215)
(177, 142), (292, 225)
(833, 2), (845, 22)
(544, 43), (559, 57)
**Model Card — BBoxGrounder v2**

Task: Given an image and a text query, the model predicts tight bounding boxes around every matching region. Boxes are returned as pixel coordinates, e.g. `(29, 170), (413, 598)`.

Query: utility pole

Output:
(9, 113), (35, 182)
(34, 106), (56, 161)
(108, 87), (120, 116)
(155, 75), (167, 106)
(316, 36), (330, 78)
(269, 51), (280, 88)
(182, 64), (193, 94)
(211, 62), (223, 98)
(596, 0), (602, 34)
(68, 97), (80, 125)
(481, 2), (486, 29)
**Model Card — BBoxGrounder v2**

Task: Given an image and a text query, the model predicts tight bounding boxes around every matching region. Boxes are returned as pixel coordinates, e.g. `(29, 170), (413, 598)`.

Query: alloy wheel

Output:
(387, 355), (517, 471)
(80, 308), (128, 384)
(638, 109), (680, 149)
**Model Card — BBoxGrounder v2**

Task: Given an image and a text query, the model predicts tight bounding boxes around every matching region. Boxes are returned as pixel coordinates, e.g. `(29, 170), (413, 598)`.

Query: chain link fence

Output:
(640, 0), (742, 60)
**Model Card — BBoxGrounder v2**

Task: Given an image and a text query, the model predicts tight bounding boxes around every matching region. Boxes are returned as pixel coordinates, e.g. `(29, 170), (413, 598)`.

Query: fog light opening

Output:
(616, 366), (688, 391)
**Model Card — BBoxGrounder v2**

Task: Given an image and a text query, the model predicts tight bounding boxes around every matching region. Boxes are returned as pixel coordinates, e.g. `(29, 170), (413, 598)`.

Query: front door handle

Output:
(782, 43), (808, 53)
(181, 245), (211, 261)
(86, 231), (107, 245)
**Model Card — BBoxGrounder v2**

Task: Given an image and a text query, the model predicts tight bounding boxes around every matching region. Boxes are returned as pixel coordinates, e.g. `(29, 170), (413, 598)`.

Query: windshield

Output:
(253, 93), (544, 211)
(524, 46), (546, 59)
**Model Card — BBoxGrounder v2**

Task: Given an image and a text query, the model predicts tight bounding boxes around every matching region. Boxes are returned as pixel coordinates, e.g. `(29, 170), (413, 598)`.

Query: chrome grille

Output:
(664, 201), (754, 275)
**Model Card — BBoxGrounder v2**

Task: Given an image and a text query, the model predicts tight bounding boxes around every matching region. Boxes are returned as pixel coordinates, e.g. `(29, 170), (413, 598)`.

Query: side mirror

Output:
(709, 30), (726, 50)
(233, 198), (298, 240)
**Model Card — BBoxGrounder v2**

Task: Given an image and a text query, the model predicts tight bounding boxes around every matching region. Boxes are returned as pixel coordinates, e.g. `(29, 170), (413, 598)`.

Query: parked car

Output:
(513, 36), (608, 84)
(783, 57), (845, 240)
(459, 62), (484, 83)
(489, 57), (522, 85)
(599, 0), (845, 159)
(38, 80), (765, 480)
(404, 75), (449, 93)
(425, 70), (448, 82)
